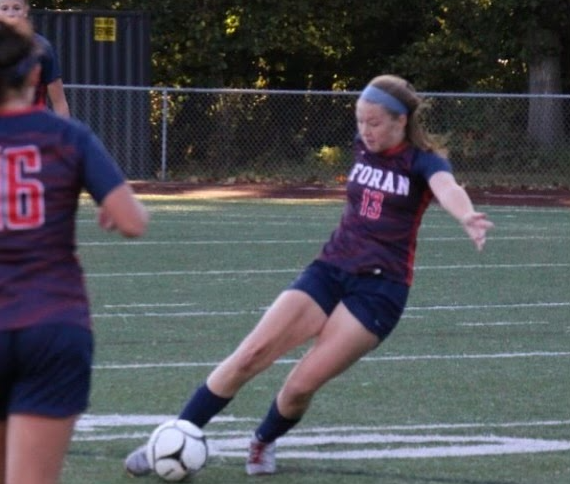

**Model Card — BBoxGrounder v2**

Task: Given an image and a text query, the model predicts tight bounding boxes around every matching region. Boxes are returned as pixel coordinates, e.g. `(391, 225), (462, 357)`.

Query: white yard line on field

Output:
(92, 300), (570, 318)
(86, 263), (570, 278)
(92, 350), (570, 370)
(79, 235), (570, 246)
(72, 414), (570, 459)
(457, 321), (550, 327)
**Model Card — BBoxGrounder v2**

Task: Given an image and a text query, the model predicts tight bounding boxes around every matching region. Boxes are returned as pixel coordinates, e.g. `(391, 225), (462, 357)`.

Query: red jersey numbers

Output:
(0, 145), (45, 230)
(359, 188), (384, 220)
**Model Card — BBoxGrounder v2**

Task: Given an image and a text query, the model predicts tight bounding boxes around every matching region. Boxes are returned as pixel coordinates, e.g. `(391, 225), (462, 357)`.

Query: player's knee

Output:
(230, 343), (274, 378)
(280, 380), (317, 408)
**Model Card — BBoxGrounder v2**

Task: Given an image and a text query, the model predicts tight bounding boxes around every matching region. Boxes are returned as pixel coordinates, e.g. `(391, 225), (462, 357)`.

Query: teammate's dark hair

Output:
(0, 18), (36, 102)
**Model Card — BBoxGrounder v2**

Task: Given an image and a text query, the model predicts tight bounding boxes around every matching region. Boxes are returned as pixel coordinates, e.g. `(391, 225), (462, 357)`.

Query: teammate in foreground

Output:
(0, 18), (149, 484)
(0, 0), (70, 116)
(125, 74), (494, 477)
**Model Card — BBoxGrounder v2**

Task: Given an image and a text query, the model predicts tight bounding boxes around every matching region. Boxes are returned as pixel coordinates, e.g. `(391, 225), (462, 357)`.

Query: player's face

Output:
(0, 0), (28, 18)
(356, 99), (407, 153)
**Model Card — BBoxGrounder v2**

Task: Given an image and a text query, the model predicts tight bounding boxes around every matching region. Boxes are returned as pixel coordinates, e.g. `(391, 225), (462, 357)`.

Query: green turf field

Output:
(65, 195), (570, 484)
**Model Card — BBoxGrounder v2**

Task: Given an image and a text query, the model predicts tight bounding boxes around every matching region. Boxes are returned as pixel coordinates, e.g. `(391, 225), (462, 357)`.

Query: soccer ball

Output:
(146, 419), (208, 482)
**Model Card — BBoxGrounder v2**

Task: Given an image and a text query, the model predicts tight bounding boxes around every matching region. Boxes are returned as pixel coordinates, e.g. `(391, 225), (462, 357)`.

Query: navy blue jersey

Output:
(318, 138), (451, 285)
(33, 33), (61, 107)
(0, 107), (125, 331)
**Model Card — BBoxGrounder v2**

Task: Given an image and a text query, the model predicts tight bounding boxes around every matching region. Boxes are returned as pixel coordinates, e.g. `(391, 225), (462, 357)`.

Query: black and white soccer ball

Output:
(146, 419), (208, 482)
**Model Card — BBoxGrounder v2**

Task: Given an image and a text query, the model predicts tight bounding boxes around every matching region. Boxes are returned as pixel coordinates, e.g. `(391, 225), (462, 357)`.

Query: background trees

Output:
(30, 0), (570, 95)
(24, 1), (570, 184)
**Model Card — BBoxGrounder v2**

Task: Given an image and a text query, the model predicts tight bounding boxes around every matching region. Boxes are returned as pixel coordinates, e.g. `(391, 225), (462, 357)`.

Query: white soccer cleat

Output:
(124, 444), (152, 477)
(245, 436), (276, 475)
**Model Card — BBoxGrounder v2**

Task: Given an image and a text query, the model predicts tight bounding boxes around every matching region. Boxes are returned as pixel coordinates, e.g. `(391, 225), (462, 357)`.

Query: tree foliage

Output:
(29, 0), (570, 93)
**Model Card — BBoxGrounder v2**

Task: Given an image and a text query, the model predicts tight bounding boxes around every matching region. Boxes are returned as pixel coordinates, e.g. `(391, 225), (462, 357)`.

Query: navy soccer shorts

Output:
(289, 260), (409, 341)
(0, 323), (93, 420)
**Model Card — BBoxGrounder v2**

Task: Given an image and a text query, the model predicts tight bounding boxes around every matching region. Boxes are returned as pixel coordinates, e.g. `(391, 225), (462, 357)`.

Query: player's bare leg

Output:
(0, 420), (6, 484)
(125, 290), (326, 477)
(207, 290), (328, 397)
(5, 414), (77, 484)
(277, 302), (380, 417)
(245, 302), (380, 474)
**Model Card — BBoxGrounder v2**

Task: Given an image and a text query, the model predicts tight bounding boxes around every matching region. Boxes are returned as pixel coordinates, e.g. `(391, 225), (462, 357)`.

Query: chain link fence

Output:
(65, 85), (570, 188)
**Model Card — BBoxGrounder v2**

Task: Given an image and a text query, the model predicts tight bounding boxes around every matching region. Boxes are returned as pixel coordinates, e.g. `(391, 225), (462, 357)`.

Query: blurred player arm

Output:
(47, 78), (70, 117)
(98, 183), (149, 238)
(429, 171), (494, 251)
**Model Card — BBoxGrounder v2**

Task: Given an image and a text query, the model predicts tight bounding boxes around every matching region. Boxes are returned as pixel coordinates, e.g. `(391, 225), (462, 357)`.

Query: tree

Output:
(390, 0), (569, 144)
(31, 0), (440, 89)
(30, 0), (570, 104)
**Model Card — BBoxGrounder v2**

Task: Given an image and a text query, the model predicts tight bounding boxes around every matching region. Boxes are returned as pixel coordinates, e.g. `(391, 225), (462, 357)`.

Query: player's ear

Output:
(397, 113), (408, 129)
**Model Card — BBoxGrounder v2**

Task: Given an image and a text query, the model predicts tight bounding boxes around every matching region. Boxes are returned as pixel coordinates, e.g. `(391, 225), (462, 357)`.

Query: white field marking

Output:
(77, 205), (569, 221)
(75, 414), (255, 432)
(75, 414), (570, 434)
(93, 310), (262, 318)
(109, 220), (329, 226)
(405, 301), (570, 311)
(103, 303), (198, 308)
(92, 351), (570, 370)
(458, 321), (550, 327)
(439, 206), (569, 214)
(80, 239), (323, 246)
(414, 263), (570, 270)
(76, 213), (338, 222)
(92, 310), (421, 318)
(278, 420), (570, 433)
(77, 207), (568, 222)
(72, 415), (570, 459)
(91, 301), (570, 319)
(86, 263), (570, 278)
(421, 235), (570, 241)
(358, 352), (570, 362)
(79, 235), (569, 247)
(88, 269), (299, 278)
(209, 434), (570, 460)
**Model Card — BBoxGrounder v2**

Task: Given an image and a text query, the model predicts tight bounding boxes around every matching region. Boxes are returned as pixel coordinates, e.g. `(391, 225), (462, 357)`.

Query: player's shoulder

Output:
(33, 32), (53, 50)
(32, 110), (94, 140)
(33, 33), (58, 65)
(414, 148), (447, 163)
(412, 148), (452, 176)
(414, 149), (450, 166)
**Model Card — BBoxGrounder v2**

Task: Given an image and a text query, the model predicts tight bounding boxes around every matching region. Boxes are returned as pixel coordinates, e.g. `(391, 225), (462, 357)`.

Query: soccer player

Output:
(0, 0), (70, 117)
(0, 17), (149, 484)
(125, 75), (494, 477)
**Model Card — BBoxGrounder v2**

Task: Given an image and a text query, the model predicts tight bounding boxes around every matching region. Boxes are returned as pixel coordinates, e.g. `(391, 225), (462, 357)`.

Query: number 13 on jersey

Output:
(0, 145), (45, 230)
(360, 188), (384, 220)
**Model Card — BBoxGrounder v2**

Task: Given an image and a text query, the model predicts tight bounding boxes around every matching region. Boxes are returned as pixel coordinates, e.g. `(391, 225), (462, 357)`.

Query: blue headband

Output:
(359, 85), (409, 115)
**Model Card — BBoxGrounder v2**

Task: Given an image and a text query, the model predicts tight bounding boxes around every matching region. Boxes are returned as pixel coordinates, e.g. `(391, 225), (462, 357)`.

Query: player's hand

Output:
(98, 207), (117, 231)
(460, 212), (494, 251)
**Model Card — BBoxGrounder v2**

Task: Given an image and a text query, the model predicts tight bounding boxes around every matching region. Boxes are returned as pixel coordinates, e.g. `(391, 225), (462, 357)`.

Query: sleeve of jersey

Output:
(413, 152), (453, 181)
(81, 130), (127, 205)
(37, 36), (61, 84)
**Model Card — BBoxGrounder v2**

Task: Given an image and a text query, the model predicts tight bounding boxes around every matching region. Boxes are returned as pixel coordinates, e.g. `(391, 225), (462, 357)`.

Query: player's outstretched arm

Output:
(99, 183), (149, 238)
(429, 171), (494, 251)
(47, 79), (70, 117)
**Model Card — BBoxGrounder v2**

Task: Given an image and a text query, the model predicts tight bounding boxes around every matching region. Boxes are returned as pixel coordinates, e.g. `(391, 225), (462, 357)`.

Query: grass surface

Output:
(63, 196), (570, 484)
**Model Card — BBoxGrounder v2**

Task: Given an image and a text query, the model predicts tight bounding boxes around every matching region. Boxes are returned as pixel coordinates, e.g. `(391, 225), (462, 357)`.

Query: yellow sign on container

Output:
(94, 17), (116, 42)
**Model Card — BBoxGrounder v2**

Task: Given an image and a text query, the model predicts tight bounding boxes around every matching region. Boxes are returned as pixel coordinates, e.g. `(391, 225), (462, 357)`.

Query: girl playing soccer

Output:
(0, 17), (149, 484)
(125, 74), (494, 477)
